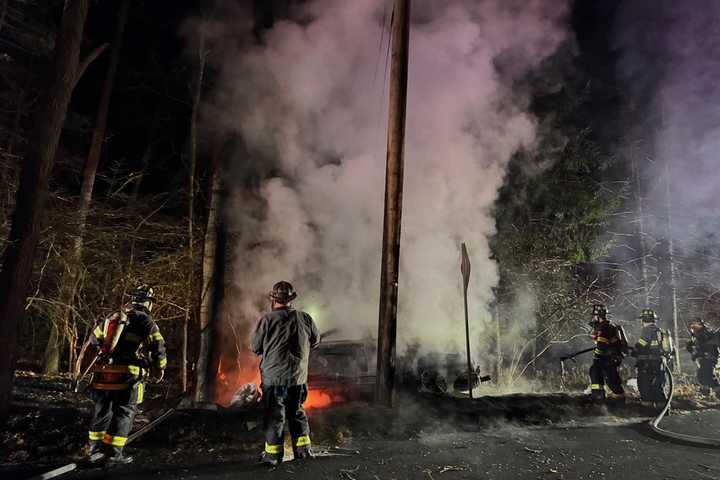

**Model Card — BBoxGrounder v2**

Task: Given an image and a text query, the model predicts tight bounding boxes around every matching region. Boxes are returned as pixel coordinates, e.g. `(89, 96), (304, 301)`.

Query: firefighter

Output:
(588, 304), (627, 402)
(632, 308), (672, 406)
(85, 285), (166, 465)
(686, 319), (720, 396)
(251, 281), (320, 466)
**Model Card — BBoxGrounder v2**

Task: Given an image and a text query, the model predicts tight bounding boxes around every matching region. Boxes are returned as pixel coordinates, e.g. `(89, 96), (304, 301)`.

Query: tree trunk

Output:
(183, 22), (207, 394)
(194, 155), (221, 403)
(659, 158), (680, 372)
(44, 0), (130, 375)
(0, 0), (89, 418)
(631, 148), (650, 307)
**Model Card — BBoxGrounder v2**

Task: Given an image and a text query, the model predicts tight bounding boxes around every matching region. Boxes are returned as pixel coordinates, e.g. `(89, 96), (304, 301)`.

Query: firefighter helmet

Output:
(269, 281), (297, 304)
(591, 304), (608, 320)
(689, 318), (706, 334)
(129, 284), (156, 311)
(639, 308), (657, 322)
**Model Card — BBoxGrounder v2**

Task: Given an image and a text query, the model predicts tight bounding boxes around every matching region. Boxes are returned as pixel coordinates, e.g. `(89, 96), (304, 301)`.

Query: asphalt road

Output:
(37, 409), (719, 480)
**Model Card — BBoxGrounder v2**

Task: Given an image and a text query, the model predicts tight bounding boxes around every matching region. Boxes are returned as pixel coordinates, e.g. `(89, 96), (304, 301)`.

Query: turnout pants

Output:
(589, 356), (624, 399)
(696, 357), (720, 392)
(262, 384), (311, 461)
(636, 360), (666, 403)
(88, 382), (143, 451)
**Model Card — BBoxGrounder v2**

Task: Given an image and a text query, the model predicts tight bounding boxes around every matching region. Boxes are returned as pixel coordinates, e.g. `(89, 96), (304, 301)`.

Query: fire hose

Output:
(28, 408), (176, 480)
(647, 362), (720, 447)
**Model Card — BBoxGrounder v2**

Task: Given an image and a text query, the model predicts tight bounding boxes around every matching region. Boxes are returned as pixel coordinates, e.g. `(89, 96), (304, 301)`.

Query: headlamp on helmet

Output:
(639, 308), (657, 322)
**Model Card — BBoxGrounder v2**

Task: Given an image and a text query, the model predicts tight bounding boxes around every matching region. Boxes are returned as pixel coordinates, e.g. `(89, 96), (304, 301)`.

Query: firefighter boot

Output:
(590, 386), (606, 401)
(293, 446), (315, 460)
(84, 441), (106, 465)
(260, 451), (282, 466)
(106, 446), (133, 465)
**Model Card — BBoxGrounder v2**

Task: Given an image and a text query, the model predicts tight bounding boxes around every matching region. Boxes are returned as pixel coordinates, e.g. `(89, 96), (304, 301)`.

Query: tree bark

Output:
(44, 0), (130, 375)
(659, 158), (680, 372)
(194, 154), (221, 403)
(0, 0), (89, 418)
(631, 147), (650, 307)
(183, 21), (207, 394)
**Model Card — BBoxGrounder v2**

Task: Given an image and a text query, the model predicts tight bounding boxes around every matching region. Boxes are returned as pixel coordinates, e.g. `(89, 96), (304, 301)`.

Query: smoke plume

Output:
(203, 0), (569, 392)
(612, 0), (720, 323)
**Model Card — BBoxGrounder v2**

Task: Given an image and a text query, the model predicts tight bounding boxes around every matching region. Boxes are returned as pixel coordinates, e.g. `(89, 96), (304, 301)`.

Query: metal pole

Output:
(375, 0), (411, 407)
(461, 243), (473, 399)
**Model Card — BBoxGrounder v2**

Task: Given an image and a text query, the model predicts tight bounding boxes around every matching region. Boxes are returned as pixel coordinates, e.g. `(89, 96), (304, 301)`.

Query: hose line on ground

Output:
(648, 362), (720, 447)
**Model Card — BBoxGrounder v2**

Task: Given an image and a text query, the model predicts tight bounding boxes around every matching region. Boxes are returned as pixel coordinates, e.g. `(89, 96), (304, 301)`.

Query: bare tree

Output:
(0, 0), (90, 418)
(183, 17), (208, 393)
(44, 0), (131, 374)
(194, 152), (221, 403)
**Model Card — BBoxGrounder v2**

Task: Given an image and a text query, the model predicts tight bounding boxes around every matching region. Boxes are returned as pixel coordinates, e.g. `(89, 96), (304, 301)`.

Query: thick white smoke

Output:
(208, 0), (569, 363)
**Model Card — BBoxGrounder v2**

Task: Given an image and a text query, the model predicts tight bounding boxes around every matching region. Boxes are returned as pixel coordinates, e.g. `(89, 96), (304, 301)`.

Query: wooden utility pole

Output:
(375, 0), (410, 407)
(460, 243), (473, 399)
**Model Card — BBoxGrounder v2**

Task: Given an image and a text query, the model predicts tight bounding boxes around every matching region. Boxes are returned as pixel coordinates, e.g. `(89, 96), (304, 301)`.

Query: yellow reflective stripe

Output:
(265, 443), (283, 454)
(147, 332), (164, 343)
(159, 358), (167, 368)
(88, 431), (105, 441)
(128, 365), (140, 375)
(103, 434), (128, 447)
(638, 338), (648, 346)
(596, 337), (609, 343)
(591, 384), (602, 390)
(93, 326), (104, 339)
(136, 382), (144, 404)
(650, 341), (659, 346)
(294, 435), (311, 447)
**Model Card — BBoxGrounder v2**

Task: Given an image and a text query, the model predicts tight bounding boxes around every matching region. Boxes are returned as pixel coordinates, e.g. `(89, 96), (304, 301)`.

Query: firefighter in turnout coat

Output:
(686, 319), (720, 396)
(588, 304), (627, 401)
(251, 281), (320, 466)
(86, 285), (166, 464)
(632, 308), (673, 406)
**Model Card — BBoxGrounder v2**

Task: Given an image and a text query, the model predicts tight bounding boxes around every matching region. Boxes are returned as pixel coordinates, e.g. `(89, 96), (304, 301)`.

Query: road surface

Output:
(23, 409), (718, 480)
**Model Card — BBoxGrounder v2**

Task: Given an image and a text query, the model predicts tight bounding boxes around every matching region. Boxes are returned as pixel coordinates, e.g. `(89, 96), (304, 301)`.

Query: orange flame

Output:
(214, 357), (342, 410)
(214, 356), (260, 406)
(305, 389), (344, 409)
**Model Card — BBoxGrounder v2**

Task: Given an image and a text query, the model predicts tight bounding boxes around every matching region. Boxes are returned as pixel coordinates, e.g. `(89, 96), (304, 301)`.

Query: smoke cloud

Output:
(612, 0), (720, 322)
(204, 0), (569, 388)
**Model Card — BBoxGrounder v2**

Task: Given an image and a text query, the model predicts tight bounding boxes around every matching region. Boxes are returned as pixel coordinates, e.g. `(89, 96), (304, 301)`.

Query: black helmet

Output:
(269, 281), (297, 304)
(591, 304), (607, 319)
(689, 318), (706, 334)
(129, 284), (156, 304)
(639, 308), (657, 322)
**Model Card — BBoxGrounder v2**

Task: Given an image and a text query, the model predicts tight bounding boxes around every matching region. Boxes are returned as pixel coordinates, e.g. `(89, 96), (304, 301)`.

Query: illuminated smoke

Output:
(201, 0), (570, 396)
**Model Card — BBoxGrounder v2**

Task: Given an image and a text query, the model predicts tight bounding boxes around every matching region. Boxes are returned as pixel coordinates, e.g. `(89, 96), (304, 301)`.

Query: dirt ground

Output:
(4, 372), (720, 480)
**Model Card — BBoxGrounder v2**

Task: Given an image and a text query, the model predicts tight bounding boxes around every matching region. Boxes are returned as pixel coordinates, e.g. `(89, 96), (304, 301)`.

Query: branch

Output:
(74, 43), (110, 88)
